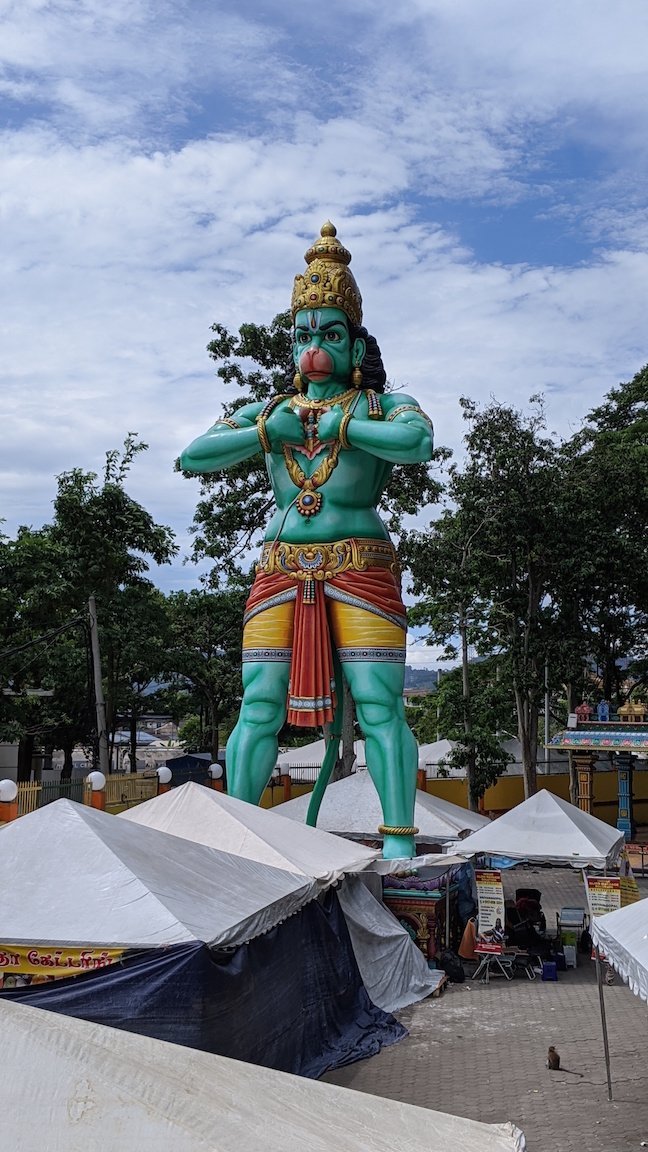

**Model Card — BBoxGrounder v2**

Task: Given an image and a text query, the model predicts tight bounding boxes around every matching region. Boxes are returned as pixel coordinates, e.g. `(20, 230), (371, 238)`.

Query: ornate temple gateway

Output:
(549, 700), (648, 838)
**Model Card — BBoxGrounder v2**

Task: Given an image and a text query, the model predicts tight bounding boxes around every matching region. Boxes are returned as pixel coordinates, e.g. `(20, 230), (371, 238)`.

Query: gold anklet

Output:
(378, 825), (419, 837)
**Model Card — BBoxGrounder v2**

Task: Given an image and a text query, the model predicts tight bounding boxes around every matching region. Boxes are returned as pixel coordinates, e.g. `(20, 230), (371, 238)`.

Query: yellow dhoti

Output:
(242, 538), (407, 726)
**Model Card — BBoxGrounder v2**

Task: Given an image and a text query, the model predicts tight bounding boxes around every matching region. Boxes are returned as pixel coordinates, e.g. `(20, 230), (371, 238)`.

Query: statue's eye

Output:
(297, 333), (310, 344)
(325, 331), (341, 342)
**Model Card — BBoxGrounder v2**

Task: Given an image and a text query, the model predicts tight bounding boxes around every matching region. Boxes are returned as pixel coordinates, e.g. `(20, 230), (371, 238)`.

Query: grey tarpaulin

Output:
(0, 890), (405, 1078)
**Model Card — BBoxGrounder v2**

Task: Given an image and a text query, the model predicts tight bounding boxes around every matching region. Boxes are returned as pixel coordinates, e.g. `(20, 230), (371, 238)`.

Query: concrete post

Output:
(0, 779), (19, 822)
(156, 766), (172, 795)
(208, 764), (224, 792)
(86, 771), (106, 811)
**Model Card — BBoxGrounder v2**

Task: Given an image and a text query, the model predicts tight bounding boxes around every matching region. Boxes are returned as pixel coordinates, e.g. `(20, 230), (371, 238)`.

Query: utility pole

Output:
(88, 596), (110, 778)
(544, 660), (550, 774)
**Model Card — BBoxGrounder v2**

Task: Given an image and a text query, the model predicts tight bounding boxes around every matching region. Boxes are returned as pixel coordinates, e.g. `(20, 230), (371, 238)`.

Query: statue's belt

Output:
(257, 538), (400, 581)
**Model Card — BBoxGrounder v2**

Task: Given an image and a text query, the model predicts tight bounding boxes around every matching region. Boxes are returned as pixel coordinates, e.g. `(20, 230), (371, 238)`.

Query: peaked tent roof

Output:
(277, 738), (366, 768)
(457, 789), (624, 868)
(120, 783), (447, 1014)
(418, 738), (525, 776)
(275, 767), (489, 841)
(417, 738), (458, 765)
(120, 781), (379, 884)
(0, 1000), (525, 1152)
(591, 897), (648, 1003)
(0, 799), (316, 949)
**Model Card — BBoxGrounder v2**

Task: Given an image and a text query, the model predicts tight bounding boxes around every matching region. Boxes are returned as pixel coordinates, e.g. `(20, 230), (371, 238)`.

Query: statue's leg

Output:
(341, 660), (418, 859)
(226, 661), (289, 803)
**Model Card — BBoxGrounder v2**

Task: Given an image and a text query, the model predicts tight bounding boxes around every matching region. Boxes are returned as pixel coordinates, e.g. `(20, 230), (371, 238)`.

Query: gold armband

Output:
(257, 414), (272, 454)
(338, 411), (353, 449)
(215, 417), (242, 430)
(386, 404), (433, 427)
(255, 394), (290, 454)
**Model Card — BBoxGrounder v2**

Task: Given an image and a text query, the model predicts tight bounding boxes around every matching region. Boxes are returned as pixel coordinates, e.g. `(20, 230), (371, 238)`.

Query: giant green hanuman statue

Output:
(181, 222), (434, 858)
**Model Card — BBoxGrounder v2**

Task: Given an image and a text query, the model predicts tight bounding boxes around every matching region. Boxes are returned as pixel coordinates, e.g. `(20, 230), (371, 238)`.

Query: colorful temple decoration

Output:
(548, 703), (648, 839)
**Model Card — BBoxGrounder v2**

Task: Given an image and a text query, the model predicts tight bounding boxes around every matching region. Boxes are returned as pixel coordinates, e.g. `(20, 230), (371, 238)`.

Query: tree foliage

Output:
(164, 585), (248, 759)
(557, 364), (648, 703)
(405, 396), (566, 798)
(0, 437), (177, 775)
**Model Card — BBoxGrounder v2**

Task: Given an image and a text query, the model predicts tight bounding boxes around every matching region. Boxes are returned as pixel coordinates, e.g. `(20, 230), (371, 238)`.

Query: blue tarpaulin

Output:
(0, 890), (405, 1078)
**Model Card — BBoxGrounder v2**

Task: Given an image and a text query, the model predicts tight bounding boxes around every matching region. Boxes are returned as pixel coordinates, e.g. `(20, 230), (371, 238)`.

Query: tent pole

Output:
(445, 877), (450, 948)
(594, 944), (613, 1100)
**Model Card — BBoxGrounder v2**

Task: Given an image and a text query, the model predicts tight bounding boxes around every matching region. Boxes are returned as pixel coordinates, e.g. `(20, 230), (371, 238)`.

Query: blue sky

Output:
(3, 1), (648, 664)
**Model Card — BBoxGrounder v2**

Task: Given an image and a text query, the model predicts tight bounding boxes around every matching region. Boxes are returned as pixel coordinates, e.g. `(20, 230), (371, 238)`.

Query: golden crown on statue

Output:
(291, 221), (363, 327)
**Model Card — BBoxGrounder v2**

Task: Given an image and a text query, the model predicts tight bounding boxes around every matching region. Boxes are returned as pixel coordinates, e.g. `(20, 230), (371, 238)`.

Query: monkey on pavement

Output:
(547, 1046), (583, 1077)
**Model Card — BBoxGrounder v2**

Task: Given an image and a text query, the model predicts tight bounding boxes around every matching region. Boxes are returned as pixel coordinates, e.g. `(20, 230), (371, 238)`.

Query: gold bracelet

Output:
(256, 414), (272, 454)
(339, 412), (353, 449)
(378, 824), (419, 837)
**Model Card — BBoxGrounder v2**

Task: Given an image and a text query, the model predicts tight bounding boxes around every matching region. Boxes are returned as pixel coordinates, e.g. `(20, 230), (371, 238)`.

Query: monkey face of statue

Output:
(293, 307), (365, 389)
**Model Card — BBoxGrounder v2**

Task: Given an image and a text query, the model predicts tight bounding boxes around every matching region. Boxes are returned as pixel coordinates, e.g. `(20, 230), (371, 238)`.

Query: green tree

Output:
(0, 437), (177, 775)
(405, 396), (566, 799)
(102, 584), (171, 773)
(435, 660), (515, 803)
(557, 364), (648, 708)
(164, 586), (248, 760)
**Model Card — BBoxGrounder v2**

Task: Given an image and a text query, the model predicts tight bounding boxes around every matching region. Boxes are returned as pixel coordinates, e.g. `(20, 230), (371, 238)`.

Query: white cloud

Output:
(2, 1), (648, 597)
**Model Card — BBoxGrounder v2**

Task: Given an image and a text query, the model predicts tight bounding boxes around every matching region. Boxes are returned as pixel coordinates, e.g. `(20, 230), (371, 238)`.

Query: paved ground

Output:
(324, 867), (648, 1152)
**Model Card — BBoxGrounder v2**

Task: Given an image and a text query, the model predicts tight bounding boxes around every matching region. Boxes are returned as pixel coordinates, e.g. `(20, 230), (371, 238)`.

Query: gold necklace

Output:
(283, 391), (359, 518)
(289, 387), (358, 412)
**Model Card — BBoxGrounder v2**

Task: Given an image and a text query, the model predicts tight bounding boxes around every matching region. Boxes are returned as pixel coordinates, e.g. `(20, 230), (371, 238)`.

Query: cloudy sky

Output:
(3, 1), (648, 663)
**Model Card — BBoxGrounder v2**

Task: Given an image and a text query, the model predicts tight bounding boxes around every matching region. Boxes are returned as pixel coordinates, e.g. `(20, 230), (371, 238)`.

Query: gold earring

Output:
(352, 365), (363, 388)
(293, 371), (303, 392)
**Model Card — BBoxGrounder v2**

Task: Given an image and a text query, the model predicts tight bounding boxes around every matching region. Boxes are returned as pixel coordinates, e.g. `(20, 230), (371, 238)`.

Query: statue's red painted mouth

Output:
(299, 347), (333, 379)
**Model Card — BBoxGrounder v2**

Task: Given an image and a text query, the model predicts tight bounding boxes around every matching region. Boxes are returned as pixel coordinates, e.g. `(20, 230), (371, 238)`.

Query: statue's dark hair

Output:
(349, 323), (387, 393)
(283, 320), (387, 394)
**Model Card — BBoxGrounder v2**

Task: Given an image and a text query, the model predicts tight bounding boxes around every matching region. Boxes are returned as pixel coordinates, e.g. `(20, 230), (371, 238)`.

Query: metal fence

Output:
(17, 779), (91, 815)
(280, 765), (320, 784)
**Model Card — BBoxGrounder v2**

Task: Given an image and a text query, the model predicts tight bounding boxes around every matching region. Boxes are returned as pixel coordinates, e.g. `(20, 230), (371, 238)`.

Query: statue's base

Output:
(382, 833), (416, 860)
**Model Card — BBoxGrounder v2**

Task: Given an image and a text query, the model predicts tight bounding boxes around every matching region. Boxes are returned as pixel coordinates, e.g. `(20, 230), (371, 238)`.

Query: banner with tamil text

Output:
(0, 943), (125, 985)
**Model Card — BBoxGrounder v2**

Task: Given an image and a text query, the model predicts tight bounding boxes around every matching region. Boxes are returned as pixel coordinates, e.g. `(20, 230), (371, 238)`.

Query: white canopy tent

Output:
(0, 798), (316, 948)
(276, 765), (489, 843)
(592, 897), (648, 1004)
(417, 738), (461, 774)
(457, 789), (624, 869)
(277, 738), (366, 769)
(418, 738), (528, 778)
(120, 780), (379, 886)
(120, 782), (445, 1013)
(0, 1000), (526, 1152)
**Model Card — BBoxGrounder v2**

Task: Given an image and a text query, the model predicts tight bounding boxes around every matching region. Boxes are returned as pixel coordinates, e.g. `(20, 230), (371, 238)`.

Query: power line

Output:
(0, 615), (86, 664)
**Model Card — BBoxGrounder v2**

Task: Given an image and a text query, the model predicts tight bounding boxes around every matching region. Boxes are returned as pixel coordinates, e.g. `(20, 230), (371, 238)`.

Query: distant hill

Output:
(404, 666), (439, 690)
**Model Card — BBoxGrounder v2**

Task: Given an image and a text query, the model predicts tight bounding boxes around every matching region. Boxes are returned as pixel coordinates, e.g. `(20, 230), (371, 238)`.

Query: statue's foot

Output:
(382, 833), (416, 860)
